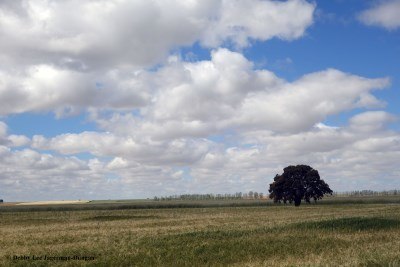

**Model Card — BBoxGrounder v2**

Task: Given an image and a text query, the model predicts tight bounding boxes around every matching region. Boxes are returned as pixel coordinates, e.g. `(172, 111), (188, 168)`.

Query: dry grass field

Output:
(15, 200), (90, 206)
(1, 198), (400, 266)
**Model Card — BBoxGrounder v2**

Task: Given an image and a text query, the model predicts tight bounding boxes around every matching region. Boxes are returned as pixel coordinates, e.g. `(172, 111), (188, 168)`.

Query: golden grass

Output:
(1, 204), (400, 266)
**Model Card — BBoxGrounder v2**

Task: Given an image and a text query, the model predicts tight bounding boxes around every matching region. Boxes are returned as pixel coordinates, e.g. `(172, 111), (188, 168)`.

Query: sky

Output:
(0, 0), (399, 201)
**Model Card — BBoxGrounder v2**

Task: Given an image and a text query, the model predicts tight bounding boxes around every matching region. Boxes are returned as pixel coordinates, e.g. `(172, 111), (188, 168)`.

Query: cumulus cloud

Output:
(0, 137), (204, 201)
(5, 48), (388, 130)
(0, 145), (89, 200)
(0, 121), (30, 147)
(358, 0), (400, 30)
(0, 0), (315, 69)
(0, 0), (315, 117)
(232, 68), (389, 132)
(349, 111), (397, 132)
(201, 0), (315, 47)
(87, 49), (390, 138)
(0, 66), (151, 116)
(32, 132), (211, 166)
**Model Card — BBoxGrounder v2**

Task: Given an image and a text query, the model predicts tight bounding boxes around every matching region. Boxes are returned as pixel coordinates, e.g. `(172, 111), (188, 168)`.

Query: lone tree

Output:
(268, 165), (332, 206)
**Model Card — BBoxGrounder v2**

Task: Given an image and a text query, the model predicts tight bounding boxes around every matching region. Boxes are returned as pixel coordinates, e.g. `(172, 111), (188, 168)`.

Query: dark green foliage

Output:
(269, 165), (332, 206)
(127, 227), (350, 266)
(0, 199), (272, 213)
(293, 217), (400, 231)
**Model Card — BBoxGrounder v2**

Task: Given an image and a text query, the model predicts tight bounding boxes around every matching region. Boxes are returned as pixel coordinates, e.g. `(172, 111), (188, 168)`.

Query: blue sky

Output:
(0, 0), (399, 201)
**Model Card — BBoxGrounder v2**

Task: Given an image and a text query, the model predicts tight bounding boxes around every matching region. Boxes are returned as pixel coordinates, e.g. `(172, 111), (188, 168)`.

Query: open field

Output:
(16, 200), (90, 206)
(1, 197), (400, 266)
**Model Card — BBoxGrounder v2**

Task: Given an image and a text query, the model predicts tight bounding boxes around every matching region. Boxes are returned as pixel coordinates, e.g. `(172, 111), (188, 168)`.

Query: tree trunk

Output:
(294, 197), (301, 206)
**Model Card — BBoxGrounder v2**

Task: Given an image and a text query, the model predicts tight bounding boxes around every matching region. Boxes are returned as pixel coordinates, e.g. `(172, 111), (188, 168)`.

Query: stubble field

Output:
(1, 197), (400, 266)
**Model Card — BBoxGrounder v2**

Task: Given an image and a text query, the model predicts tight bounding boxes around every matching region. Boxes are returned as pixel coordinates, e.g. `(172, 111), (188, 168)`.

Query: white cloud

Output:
(353, 136), (400, 152)
(88, 50), (389, 138)
(231, 68), (389, 132)
(106, 157), (128, 170)
(349, 111), (397, 132)
(7, 135), (30, 147)
(32, 132), (211, 166)
(0, 65), (153, 116)
(0, 138), (207, 201)
(201, 0), (315, 47)
(0, 121), (30, 147)
(0, 0), (312, 113)
(358, 0), (400, 30)
(0, 122), (7, 137)
(0, 145), (91, 200)
(0, 0), (315, 117)
(0, 0), (315, 69)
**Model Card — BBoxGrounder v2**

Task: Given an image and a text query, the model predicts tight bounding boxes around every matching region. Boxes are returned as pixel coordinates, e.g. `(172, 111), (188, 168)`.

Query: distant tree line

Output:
(153, 191), (265, 201)
(153, 189), (400, 201)
(332, 190), (400, 197)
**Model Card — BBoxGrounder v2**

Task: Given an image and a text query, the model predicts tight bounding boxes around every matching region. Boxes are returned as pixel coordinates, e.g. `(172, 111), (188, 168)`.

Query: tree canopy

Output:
(268, 165), (332, 206)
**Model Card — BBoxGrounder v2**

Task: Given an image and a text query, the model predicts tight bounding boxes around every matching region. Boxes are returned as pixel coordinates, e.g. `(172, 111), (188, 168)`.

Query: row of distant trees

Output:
(332, 190), (400, 197)
(154, 191), (265, 201)
(153, 189), (400, 202)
